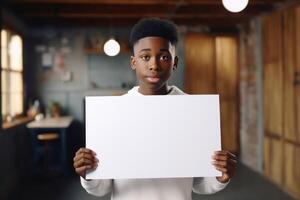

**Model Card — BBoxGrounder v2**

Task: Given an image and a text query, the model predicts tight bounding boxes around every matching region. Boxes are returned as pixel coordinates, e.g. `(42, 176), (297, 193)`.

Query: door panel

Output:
(185, 34), (216, 94)
(185, 33), (239, 153)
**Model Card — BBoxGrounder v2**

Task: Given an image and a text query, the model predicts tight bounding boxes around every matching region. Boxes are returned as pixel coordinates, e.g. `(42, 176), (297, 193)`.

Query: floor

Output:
(9, 164), (295, 200)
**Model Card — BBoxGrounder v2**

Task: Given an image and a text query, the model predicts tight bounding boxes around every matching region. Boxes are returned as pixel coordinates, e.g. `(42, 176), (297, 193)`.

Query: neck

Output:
(138, 84), (169, 95)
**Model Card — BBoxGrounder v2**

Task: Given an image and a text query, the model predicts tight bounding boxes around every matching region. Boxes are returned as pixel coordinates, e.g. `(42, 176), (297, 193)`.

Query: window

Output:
(1, 29), (24, 124)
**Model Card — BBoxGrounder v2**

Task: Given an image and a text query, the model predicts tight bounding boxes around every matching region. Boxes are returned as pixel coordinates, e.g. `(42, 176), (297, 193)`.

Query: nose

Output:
(149, 57), (160, 71)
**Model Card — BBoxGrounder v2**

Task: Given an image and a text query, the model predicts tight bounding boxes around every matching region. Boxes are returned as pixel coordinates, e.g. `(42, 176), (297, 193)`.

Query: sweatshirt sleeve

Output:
(192, 177), (229, 194)
(80, 177), (113, 197)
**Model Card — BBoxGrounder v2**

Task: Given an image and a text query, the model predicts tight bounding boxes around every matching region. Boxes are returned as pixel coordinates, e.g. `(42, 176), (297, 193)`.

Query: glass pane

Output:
(1, 70), (8, 93)
(10, 71), (23, 93)
(1, 30), (7, 48)
(1, 47), (8, 69)
(1, 70), (9, 117)
(10, 93), (23, 116)
(1, 93), (8, 116)
(1, 30), (8, 69)
(9, 35), (23, 71)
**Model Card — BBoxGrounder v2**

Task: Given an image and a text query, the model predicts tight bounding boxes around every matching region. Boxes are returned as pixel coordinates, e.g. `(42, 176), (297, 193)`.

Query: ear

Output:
(130, 56), (136, 70)
(173, 56), (178, 71)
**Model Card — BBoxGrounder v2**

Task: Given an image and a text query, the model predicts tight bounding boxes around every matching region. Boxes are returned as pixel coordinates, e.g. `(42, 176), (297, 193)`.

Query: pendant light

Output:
(222, 0), (249, 13)
(103, 38), (120, 57)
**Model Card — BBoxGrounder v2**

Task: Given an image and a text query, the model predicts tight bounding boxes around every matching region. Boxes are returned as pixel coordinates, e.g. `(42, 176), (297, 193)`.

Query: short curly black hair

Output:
(129, 18), (178, 53)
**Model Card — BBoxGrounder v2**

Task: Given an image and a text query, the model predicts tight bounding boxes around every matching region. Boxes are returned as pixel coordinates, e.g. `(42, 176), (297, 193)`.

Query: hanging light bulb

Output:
(222, 0), (249, 13)
(103, 38), (120, 57)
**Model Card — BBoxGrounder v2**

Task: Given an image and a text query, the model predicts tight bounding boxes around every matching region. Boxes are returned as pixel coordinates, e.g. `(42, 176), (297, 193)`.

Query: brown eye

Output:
(161, 55), (171, 61)
(141, 55), (150, 61)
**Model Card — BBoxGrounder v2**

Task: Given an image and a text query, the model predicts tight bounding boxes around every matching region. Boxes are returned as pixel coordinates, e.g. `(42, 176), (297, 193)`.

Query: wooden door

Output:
(185, 33), (239, 153)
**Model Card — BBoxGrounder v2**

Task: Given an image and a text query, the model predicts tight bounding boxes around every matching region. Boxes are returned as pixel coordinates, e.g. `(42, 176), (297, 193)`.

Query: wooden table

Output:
(27, 116), (73, 175)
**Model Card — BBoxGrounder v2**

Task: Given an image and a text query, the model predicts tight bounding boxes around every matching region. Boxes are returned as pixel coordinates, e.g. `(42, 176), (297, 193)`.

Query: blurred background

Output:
(0, 0), (299, 199)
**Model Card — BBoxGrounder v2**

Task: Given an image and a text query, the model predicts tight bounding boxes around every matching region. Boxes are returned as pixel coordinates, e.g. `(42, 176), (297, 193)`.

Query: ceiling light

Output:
(222, 0), (249, 13)
(103, 39), (120, 57)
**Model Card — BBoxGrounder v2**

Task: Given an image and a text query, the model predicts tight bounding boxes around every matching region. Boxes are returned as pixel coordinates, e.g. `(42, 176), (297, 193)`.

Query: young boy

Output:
(73, 18), (237, 200)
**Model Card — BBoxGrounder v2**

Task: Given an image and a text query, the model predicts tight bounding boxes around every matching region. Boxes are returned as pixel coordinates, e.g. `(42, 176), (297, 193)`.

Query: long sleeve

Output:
(80, 177), (113, 197)
(192, 177), (229, 194)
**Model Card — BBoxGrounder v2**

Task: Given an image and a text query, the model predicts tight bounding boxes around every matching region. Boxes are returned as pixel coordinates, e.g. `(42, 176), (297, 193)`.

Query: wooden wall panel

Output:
(263, 5), (300, 199)
(262, 10), (284, 188)
(270, 138), (283, 185)
(282, 6), (300, 199)
(263, 136), (270, 177)
(283, 6), (300, 199)
(185, 34), (216, 94)
(263, 137), (283, 185)
(283, 9), (297, 141)
(262, 12), (283, 63)
(215, 36), (238, 98)
(220, 100), (238, 152)
(262, 12), (284, 136)
(296, 6), (300, 143)
(216, 36), (238, 152)
(284, 143), (300, 198)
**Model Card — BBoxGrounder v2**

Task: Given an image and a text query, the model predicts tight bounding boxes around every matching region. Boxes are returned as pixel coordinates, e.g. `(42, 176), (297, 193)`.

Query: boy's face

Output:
(130, 36), (178, 94)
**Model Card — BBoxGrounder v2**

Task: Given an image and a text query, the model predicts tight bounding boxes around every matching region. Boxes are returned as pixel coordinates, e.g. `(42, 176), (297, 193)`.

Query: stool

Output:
(37, 133), (59, 141)
(36, 132), (60, 176)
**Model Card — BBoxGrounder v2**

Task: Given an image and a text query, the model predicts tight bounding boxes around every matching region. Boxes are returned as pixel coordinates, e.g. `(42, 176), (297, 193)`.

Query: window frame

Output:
(1, 25), (26, 130)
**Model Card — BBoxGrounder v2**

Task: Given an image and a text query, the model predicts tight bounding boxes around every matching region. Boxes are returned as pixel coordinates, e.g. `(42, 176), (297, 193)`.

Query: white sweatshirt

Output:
(81, 85), (228, 200)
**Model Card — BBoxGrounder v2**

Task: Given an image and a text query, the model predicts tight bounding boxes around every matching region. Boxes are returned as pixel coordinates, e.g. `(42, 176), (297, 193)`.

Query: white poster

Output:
(86, 95), (222, 179)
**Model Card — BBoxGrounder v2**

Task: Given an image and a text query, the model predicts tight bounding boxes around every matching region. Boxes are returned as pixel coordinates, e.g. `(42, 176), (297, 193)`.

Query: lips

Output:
(146, 76), (161, 83)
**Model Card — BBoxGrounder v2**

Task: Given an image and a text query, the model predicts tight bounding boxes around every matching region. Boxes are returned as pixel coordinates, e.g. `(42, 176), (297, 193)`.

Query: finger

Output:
(212, 160), (237, 172)
(228, 159), (238, 172)
(76, 157), (96, 168)
(213, 165), (229, 173)
(76, 148), (86, 156)
(213, 158), (237, 166)
(214, 151), (236, 158)
(213, 156), (237, 164)
(212, 153), (237, 161)
(212, 154), (228, 161)
(74, 157), (96, 168)
(229, 158), (238, 164)
(212, 160), (227, 167)
(74, 152), (98, 163)
(228, 152), (236, 158)
(76, 148), (97, 156)
(213, 162), (236, 175)
(76, 148), (87, 156)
